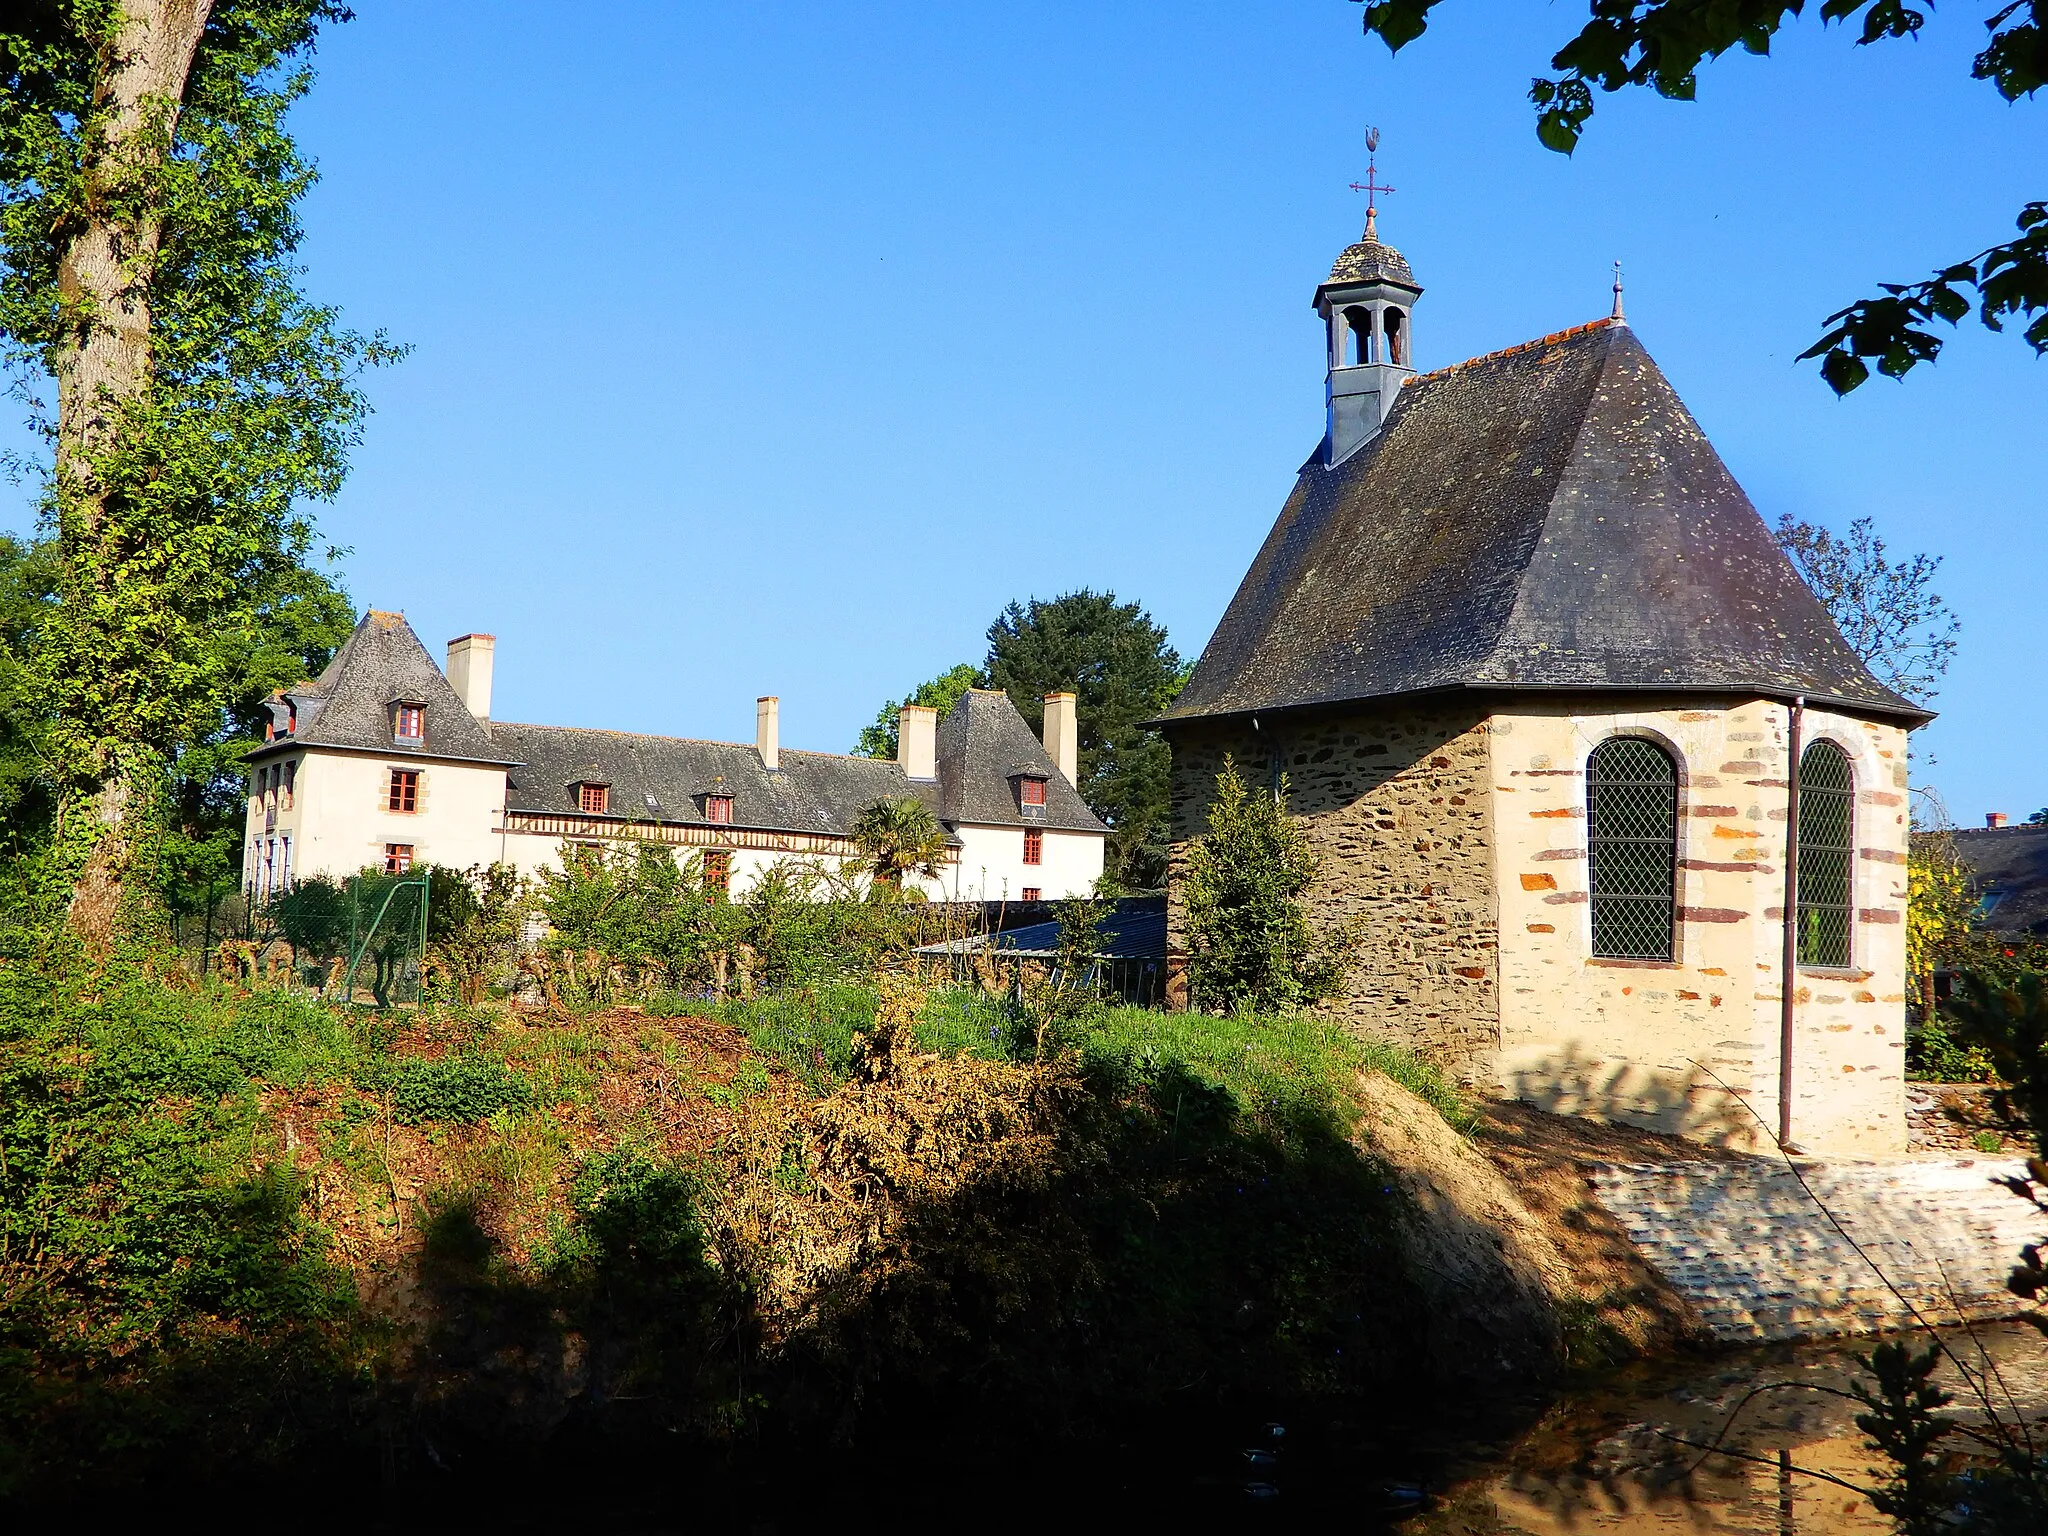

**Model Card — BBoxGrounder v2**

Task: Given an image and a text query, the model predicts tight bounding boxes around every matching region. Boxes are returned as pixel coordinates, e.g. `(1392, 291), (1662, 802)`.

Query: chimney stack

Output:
(898, 705), (937, 780)
(1042, 691), (1078, 786)
(756, 696), (780, 772)
(1987, 812), (2009, 829)
(446, 633), (495, 720)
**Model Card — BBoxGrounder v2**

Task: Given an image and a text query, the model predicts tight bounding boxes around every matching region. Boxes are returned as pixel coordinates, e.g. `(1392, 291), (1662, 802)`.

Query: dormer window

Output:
(393, 703), (424, 744)
(705, 794), (734, 825)
(577, 782), (610, 815)
(1017, 775), (1048, 818)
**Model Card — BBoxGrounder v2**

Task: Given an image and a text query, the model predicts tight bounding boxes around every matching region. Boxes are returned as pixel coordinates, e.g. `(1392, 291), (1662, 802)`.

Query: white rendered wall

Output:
(940, 824), (1104, 902)
(248, 750), (509, 887)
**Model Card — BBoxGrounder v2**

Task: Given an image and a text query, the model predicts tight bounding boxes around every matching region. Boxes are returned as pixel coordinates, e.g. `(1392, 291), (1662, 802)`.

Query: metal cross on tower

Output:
(1348, 126), (1395, 234)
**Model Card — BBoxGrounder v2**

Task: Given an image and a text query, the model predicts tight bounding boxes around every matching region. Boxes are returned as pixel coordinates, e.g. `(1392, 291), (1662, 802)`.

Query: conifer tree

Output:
(1182, 757), (1346, 1013)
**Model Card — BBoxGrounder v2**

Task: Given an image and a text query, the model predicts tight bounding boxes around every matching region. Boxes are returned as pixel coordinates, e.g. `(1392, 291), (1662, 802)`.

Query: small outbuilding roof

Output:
(1159, 320), (1928, 730)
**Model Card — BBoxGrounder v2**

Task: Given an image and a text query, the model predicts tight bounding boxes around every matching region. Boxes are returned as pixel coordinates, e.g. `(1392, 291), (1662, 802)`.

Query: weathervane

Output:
(1348, 126), (1395, 238)
(1612, 259), (1626, 322)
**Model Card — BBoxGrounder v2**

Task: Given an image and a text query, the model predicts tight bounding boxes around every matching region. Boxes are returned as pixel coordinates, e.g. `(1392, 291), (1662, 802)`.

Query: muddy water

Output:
(1391, 1323), (2048, 1536)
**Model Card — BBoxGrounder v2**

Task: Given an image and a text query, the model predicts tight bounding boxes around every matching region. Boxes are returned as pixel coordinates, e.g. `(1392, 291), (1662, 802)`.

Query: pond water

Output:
(1216, 1322), (2048, 1535)
(106, 1324), (2048, 1532)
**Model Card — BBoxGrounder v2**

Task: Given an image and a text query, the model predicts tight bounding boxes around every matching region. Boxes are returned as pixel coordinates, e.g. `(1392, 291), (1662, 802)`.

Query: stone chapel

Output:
(1158, 211), (1929, 1157)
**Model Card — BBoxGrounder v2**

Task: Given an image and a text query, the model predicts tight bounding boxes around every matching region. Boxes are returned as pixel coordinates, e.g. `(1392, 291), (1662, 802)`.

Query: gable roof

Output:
(492, 722), (943, 840)
(1160, 320), (1928, 729)
(249, 610), (515, 765)
(936, 689), (1105, 833)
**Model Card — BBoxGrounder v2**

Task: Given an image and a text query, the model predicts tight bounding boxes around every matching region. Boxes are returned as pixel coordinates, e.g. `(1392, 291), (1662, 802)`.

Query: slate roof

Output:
(1322, 221), (1418, 290)
(1950, 826), (2048, 937)
(1161, 319), (1928, 729)
(492, 722), (947, 840)
(917, 898), (1167, 959)
(250, 610), (1103, 841)
(935, 690), (1105, 834)
(247, 611), (516, 766)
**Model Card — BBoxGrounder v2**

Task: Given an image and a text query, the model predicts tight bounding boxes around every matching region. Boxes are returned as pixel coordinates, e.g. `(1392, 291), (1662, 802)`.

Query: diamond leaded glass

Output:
(1587, 738), (1679, 960)
(1795, 741), (1854, 968)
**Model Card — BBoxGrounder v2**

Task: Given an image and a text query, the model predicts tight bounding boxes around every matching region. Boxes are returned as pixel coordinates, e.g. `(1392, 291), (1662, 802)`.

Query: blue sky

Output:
(5, 2), (2042, 822)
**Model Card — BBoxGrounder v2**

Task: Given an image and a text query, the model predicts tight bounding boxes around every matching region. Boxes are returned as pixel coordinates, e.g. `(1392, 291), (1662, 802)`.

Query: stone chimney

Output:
(756, 696), (780, 772)
(1987, 812), (2009, 829)
(446, 633), (495, 720)
(1042, 691), (1078, 786)
(897, 704), (937, 780)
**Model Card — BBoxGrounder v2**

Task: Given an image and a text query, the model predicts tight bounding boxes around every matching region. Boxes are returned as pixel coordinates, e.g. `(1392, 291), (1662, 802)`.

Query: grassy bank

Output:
(0, 965), (1475, 1495)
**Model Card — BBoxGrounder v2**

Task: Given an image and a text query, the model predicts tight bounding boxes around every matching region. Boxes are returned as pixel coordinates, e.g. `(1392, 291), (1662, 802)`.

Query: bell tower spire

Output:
(1316, 129), (1422, 464)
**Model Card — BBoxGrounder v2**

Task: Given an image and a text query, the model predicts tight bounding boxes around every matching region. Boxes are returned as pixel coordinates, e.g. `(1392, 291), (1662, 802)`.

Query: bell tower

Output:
(1316, 142), (1421, 464)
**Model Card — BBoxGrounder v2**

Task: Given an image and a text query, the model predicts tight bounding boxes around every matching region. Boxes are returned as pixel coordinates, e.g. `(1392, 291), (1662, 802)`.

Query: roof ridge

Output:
(491, 719), (900, 766)
(1411, 316), (1619, 384)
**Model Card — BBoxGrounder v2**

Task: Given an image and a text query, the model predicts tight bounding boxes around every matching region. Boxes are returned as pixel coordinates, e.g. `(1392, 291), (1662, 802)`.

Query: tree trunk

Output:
(53, 1), (214, 954)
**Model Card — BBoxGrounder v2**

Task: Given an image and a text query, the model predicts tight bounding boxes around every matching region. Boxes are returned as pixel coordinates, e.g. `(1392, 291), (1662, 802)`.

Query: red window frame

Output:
(703, 849), (732, 895)
(394, 704), (423, 742)
(1019, 777), (1047, 807)
(578, 782), (609, 814)
(384, 843), (413, 874)
(1020, 887), (1042, 902)
(1023, 828), (1043, 866)
(705, 795), (733, 824)
(388, 768), (419, 813)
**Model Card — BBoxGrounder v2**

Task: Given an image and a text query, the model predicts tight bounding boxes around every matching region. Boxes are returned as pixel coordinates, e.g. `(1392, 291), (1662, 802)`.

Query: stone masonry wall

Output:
(1166, 704), (1501, 1072)
(1489, 699), (1911, 1157)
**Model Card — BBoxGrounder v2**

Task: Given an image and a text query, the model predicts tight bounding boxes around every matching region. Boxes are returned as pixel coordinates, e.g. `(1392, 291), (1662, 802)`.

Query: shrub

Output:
(379, 1055), (532, 1124)
(1182, 758), (1354, 1013)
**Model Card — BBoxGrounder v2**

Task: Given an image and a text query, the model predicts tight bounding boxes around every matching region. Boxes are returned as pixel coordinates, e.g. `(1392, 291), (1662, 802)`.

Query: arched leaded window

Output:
(1796, 741), (1855, 968)
(1587, 738), (1680, 960)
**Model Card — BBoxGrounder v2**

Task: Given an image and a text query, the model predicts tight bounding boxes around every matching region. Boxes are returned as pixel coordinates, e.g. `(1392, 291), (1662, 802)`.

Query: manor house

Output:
(1159, 211), (1926, 1157)
(243, 612), (1105, 903)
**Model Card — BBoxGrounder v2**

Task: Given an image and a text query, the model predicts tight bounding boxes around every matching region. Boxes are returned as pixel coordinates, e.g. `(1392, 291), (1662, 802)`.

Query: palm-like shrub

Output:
(851, 796), (950, 891)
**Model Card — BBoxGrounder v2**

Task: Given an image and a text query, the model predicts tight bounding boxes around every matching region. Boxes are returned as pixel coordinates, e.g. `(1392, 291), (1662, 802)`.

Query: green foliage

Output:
(1774, 514), (1958, 705)
(426, 861), (524, 1007)
(1182, 757), (1350, 1014)
(1944, 969), (2048, 1163)
(533, 840), (733, 1000)
(377, 1054), (532, 1126)
(1906, 1011), (1998, 1083)
(0, 960), (360, 1424)
(855, 661), (981, 758)
(1852, 1337), (2048, 1534)
(1355, 0), (2048, 392)
(0, 3), (396, 932)
(984, 588), (1186, 889)
(850, 794), (950, 887)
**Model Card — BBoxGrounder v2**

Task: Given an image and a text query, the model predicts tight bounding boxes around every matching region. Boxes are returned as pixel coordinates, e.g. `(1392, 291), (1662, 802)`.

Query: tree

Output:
(1356, 0), (2048, 392)
(1773, 514), (1960, 704)
(0, 3), (395, 951)
(984, 589), (1186, 890)
(855, 661), (981, 759)
(1182, 758), (1348, 1013)
(850, 795), (951, 890)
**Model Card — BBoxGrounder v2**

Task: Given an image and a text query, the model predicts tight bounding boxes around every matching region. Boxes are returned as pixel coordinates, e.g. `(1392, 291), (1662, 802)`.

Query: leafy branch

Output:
(1356, 0), (2048, 392)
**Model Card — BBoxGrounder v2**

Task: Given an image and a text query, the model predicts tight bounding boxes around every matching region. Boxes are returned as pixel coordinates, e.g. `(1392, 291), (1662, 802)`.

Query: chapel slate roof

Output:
(490, 722), (944, 839)
(936, 690), (1105, 834)
(1160, 319), (1929, 728)
(247, 610), (517, 766)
